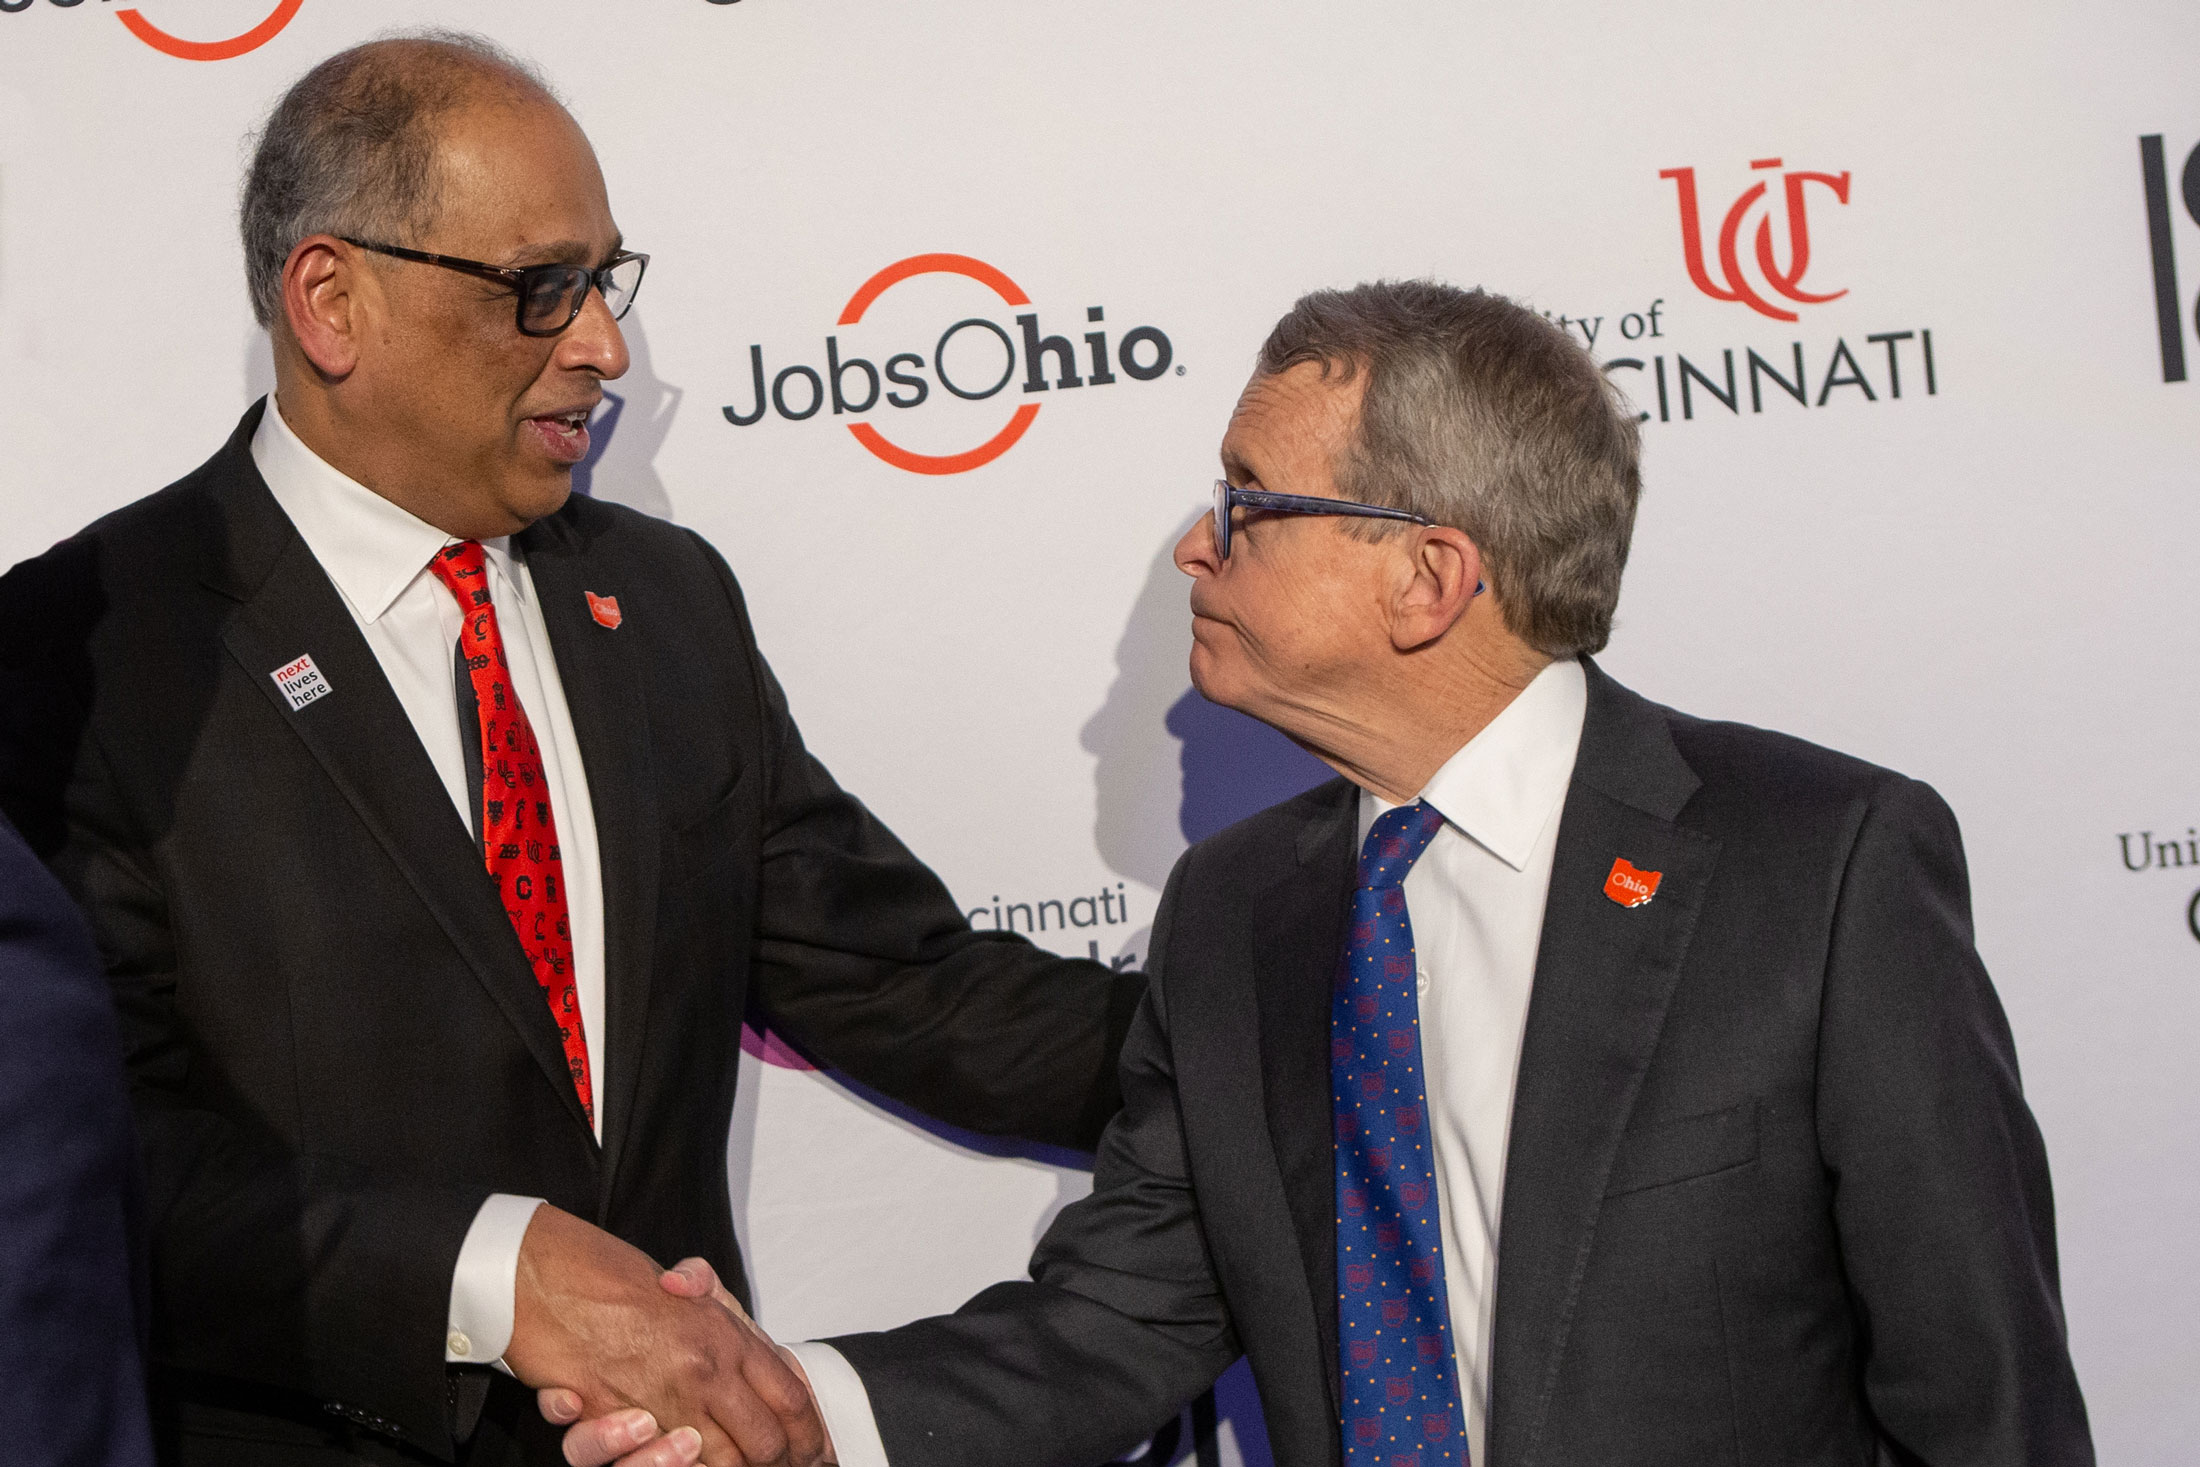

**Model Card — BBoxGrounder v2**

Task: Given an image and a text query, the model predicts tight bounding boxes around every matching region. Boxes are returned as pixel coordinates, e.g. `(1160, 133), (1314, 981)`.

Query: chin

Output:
(506, 473), (575, 529)
(1187, 645), (1252, 715)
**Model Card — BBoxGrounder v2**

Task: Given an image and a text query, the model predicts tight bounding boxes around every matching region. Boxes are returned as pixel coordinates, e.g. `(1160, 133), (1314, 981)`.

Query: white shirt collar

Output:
(1366, 657), (1589, 872)
(250, 397), (517, 622)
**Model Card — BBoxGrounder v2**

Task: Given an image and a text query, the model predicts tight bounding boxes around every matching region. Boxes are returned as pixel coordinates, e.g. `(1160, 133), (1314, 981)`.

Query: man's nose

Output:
(556, 286), (631, 380)
(1175, 513), (1220, 579)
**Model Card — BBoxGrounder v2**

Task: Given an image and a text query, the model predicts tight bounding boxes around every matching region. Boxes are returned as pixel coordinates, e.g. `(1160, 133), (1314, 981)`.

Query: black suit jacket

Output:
(0, 402), (1141, 1467)
(833, 660), (2094, 1467)
(0, 811), (154, 1467)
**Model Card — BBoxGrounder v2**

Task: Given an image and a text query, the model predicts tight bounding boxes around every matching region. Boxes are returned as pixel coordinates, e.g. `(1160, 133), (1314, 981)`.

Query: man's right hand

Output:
(501, 1205), (826, 1467)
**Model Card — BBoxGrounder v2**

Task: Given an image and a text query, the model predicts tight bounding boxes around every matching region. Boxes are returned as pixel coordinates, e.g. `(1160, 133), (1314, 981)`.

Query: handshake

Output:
(508, 1206), (832, 1467)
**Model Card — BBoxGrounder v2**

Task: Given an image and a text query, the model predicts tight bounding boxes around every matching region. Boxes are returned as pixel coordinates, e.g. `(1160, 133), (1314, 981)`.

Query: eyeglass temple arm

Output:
(1232, 487), (1432, 525)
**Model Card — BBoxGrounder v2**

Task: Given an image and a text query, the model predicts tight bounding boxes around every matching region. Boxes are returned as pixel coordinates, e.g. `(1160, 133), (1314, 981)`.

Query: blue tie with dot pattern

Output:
(1333, 799), (1468, 1467)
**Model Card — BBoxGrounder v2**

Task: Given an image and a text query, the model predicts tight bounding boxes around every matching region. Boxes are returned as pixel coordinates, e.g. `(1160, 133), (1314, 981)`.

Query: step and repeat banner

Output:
(3, 2), (2196, 1461)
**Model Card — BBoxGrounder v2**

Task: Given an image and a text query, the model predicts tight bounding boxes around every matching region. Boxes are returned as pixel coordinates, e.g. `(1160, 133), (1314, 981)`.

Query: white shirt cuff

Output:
(786, 1341), (889, 1467)
(446, 1194), (545, 1370)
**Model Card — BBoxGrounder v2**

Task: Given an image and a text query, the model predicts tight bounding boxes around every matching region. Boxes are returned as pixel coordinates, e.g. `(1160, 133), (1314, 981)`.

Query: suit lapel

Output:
(515, 515), (660, 1193)
(1253, 778), (1358, 1423)
(205, 408), (595, 1139)
(1487, 661), (1720, 1467)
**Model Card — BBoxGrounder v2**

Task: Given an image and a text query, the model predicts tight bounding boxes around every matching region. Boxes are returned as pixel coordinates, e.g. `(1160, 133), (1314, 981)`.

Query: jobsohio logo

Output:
(0, 0), (305, 60)
(721, 253), (1178, 475)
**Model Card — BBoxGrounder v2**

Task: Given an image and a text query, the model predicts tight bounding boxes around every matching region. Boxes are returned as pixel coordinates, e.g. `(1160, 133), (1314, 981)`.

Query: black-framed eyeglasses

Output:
(340, 237), (649, 337)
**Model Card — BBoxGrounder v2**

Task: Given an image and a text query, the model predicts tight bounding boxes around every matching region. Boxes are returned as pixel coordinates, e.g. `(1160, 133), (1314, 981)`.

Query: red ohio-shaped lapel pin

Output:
(585, 592), (623, 630)
(1604, 857), (1662, 908)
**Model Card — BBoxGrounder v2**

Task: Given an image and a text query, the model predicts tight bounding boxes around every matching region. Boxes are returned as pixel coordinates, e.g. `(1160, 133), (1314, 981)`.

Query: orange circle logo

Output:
(836, 253), (1041, 476)
(116, 0), (304, 61)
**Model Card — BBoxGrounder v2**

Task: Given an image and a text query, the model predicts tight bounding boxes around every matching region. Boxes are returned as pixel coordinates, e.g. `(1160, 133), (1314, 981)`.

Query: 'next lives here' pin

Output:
(271, 653), (332, 711)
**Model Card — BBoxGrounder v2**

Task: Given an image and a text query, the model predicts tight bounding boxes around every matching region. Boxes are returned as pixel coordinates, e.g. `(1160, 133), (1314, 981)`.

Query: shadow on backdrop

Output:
(570, 313), (680, 519)
(1085, 514), (1333, 875)
(1076, 520), (1323, 1466)
(739, 518), (1320, 1465)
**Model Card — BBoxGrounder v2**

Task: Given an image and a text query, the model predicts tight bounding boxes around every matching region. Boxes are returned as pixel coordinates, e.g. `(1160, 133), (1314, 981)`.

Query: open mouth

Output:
(526, 407), (594, 465)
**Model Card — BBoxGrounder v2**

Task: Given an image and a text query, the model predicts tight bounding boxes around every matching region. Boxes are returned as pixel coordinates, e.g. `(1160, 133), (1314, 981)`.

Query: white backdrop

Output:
(4, 3), (2197, 1462)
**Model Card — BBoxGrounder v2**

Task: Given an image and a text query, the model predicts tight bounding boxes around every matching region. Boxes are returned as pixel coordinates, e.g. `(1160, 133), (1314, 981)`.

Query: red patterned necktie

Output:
(427, 541), (592, 1126)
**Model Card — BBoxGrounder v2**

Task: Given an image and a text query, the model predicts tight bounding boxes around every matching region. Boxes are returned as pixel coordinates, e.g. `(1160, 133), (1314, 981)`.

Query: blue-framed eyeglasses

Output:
(1210, 480), (1485, 595)
(1211, 479), (1432, 560)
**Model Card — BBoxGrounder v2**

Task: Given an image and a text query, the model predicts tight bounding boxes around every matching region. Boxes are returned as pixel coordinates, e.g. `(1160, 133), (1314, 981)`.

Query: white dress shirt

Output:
(797, 659), (1586, 1467)
(251, 400), (607, 1369)
(1362, 656), (1585, 1465)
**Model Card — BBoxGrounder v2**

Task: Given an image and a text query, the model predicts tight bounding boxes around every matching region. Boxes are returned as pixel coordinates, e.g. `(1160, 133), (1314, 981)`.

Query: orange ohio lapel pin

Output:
(585, 592), (623, 630)
(1604, 857), (1662, 908)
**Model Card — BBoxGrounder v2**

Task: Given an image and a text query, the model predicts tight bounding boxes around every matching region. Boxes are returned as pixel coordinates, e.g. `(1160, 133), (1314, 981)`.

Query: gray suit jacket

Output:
(832, 661), (2093, 1467)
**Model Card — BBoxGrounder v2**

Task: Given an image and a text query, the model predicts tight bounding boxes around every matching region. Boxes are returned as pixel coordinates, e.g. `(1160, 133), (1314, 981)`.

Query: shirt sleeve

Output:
(785, 1341), (890, 1467)
(446, 1194), (545, 1370)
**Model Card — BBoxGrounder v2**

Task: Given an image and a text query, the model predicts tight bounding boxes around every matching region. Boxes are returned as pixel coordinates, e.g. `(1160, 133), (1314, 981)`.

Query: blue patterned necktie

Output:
(1333, 799), (1468, 1466)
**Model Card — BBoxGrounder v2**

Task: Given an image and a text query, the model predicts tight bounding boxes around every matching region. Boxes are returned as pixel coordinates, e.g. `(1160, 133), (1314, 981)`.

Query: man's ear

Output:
(281, 235), (365, 381)
(1389, 525), (1484, 651)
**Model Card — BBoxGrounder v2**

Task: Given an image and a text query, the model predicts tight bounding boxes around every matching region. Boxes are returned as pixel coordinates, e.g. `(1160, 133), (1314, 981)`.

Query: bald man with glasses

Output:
(0, 32), (1134, 1467)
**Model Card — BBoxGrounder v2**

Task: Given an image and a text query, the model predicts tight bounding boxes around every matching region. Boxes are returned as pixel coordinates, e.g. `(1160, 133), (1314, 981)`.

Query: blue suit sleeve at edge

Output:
(0, 811), (155, 1467)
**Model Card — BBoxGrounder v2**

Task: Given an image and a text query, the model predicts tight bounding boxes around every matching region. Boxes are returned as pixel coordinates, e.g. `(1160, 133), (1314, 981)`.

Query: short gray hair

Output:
(1256, 281), (1642, 657)
(239, 30), (556, 329)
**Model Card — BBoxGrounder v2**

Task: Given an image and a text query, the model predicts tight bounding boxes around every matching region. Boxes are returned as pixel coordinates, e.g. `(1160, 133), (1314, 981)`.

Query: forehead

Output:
(428, 98), (617, 261)
(1220, 360), (1364, 491)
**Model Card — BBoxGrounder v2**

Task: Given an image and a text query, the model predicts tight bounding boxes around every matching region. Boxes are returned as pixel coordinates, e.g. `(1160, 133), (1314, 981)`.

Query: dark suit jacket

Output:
(833, 660), (2094, 1467)
(0, 402), (1141, 1467)
(0, 811), (154, 1467)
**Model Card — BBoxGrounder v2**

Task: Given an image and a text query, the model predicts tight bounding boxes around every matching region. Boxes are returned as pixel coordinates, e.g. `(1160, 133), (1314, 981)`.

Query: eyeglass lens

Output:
(1212, 480), (1233, 559)
(519, 257), (646, 335)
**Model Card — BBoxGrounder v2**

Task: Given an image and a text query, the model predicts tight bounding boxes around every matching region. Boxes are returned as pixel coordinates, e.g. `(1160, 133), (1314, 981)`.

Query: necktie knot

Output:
(427, 540), (490, 605)
(1358, 799), (1447, 889)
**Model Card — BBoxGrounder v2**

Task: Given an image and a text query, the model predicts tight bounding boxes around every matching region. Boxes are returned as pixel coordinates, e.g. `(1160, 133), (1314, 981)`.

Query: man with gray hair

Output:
(0, 30), (1140, 1467)
(575, 280), (2093, 1466)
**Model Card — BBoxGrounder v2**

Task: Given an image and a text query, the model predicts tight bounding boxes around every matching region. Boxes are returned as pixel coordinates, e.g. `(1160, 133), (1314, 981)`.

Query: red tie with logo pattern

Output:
(427, 541), (593, 1127)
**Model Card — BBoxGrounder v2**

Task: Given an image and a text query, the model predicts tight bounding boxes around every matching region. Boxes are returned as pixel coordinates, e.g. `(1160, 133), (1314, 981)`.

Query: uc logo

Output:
(1660, 157), (1853, 323)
